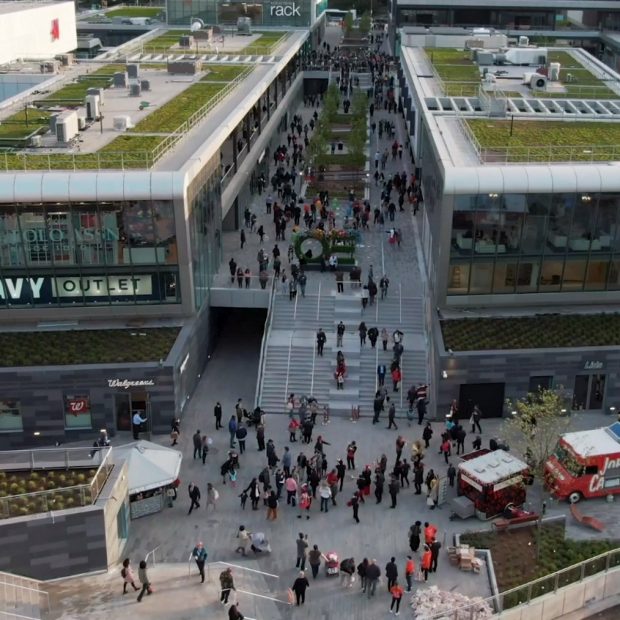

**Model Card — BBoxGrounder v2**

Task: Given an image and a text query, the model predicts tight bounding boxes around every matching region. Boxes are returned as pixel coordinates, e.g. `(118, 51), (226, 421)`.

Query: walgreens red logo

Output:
(51, 18), (60, 41)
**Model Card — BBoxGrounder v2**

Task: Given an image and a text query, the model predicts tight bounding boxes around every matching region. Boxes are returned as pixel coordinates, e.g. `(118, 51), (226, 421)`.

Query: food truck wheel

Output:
(568, 491), (583, 504)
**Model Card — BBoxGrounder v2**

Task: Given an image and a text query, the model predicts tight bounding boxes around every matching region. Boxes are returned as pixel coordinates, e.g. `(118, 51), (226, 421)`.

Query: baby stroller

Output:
(250, 532), (271, 554)
(325, 551), (339, 576)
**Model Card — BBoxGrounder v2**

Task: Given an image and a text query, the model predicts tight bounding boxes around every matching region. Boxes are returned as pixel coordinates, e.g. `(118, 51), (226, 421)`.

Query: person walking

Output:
(136, 560), (151, 603)
(374, 470), (384, 504)
(385, 557), (398, 591)
(422, 422), (433, 448)
(292, 571), (309, 605)
(471, 405), (483, 434)
(404, 556), (415, 592)
(236, 423), (247, 454)
(358, 321), (367, 346)
(381, 327), (389, 351)
(391, 365), (402, 392)
(191, 541), (208, 583)
(389, 581), (404, 615)
(357, 558), (369, 591)
(413, 463), (424, 495)
(192, 429), (202, 459)
(409, 521), (422, 552)
(336, 321), (345, 347)
(377, 363), (386, 387)
(388, 476), (399, 508)
(228, 604), (244, 620)
(214, 402), (223, 430)
(296, 532), (309, 571)
(256, 423), (266, 451)
(379, 275), (390, 300)
(235, 525), (251, 556)
(346, 441), (357, 470)
(340, 557), (356, 587)
(447, 463), (456, 487)
(349, 492), (360, 523)
(387, 402), (398, 430)
(219, 567), (236, 605)
(365, 559), (381, 598)
(417, 396), (427, 425)
(319, 480), (332, 513)
(228, 416), (237, 449)
(266, 490), (279, 520)
(121, 558), (139, 594)
(316, 328), (326, 356)
(430, 539), (442, 573)
(421, 545), (432, 582)
(456, 424), (467, 455)
(308, 545), (324, 579)
(336, 459), (346, 491)
(240, 229), (246, 249)
(206, 482), (219, 511)
(187, 482), (201, 514)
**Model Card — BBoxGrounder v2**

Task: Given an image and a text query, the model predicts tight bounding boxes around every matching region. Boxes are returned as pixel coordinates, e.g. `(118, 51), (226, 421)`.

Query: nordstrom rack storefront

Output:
(167, 0), (326, 27)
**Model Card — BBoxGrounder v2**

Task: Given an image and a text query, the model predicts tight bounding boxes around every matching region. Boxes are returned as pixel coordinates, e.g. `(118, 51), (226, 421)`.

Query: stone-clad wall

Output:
(0, 364), (174, 449)
(432, 319), (620, 418)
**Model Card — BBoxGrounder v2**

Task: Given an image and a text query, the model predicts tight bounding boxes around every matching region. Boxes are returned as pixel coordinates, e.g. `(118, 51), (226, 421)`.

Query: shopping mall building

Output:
(0, 1), (324, 447)
(399, 28), (620, 420)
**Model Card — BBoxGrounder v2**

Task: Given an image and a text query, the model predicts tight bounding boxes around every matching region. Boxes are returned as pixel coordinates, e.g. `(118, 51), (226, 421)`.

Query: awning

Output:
(112, 440), (182, 495)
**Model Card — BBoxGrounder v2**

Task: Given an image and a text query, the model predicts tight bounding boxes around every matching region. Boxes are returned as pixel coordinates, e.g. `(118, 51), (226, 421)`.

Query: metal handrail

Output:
(254, 277), (277, 409)
(399, 282), (402, 324)
(310, 336), (316, 396)
(144, 545), (160, 567)
(283, 333), (293, 407)
(316, 281), (321, 321)
(293, 281), (299, 319)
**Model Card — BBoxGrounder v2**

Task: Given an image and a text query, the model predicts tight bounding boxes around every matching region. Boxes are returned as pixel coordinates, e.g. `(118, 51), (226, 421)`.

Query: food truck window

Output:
(585, 465), (598, 475)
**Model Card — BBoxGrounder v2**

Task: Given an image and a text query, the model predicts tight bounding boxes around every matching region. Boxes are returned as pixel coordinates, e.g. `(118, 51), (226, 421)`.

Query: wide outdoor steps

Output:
(259, 290), (427, 417)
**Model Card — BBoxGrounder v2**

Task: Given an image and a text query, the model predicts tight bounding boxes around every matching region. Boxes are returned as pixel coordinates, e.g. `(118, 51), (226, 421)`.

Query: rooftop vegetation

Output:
(0, 328), (180, 366)
(105, 6), (163, 18)
(240, 32), (288, 55)
(201, 64), (248, 81)
(425, 48), (480, 96)
(467, 119), (620, 162)
(441, 313), (620, 351)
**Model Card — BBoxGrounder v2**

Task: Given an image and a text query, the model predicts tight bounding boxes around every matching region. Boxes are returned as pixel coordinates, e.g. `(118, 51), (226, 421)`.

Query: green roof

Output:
(441, 314), (620, 351)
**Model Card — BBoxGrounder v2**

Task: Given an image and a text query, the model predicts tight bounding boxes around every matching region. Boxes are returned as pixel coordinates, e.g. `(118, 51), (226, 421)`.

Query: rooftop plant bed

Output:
(106, 6), (163, 18)
(0, 109), (51, 139)
(132, 82), (227, 132)
(240, 32), (287, 55)
(441, 313), (620, 351)
(460, 523), (620, 608)
(467, 119), (620, 162)
(201, 64), (248, 81)
(143, 30), (190, 53)
(0, 327), (179, 366)
(425, 47), (480, 93)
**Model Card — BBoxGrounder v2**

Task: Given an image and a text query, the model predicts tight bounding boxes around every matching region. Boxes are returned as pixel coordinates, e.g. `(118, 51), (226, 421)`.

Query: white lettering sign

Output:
(584, 361), (604, 370)
(270, 2), (301, 17)
(493, 475), (523, 493)
(54, 276), (152, 298)
(107, 379), (155, 389)
(588, 455), (620, 493)
(460, 474), (483, 492)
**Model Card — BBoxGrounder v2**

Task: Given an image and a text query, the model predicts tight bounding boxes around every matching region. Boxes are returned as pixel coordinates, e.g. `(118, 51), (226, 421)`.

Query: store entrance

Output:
(572, 374), (606, 411)
(459, 383), (506, 419)
(114, 391), (151, 432)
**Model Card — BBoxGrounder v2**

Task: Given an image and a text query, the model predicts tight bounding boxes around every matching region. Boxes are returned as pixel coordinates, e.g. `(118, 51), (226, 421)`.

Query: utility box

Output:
(87, 87), (105, 104)
(140, 80), (151, 92)
(127, 64), (140, 79)
(237, 16), (252, 35)
(167, 60), (202, 75)
(85, 94), (101, 120)
(179, 35), (194, 48)
(113, 72), (128, 88)
(56, 111), (79, 144)
(129, 82), (142, 97)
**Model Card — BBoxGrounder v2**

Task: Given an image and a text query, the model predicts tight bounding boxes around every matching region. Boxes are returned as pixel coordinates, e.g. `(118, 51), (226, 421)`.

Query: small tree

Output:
(343, 12), (354, 35)
(503, 387), (570, 481)
(359, 12), (371, 35)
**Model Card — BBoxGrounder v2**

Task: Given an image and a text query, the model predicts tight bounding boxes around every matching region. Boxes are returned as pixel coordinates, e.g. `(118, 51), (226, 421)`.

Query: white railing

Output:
(144, 545), (160, 567)
(0, 572), (50, 620)
(254, 278), (277, 409)
(283, 333), (293, 407)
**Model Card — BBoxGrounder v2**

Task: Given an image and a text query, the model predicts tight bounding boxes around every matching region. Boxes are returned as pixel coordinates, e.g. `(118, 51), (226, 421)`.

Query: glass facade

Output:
(168, 0), (314, 27)
(189, 155), (222, 310)
(448, 192), (620, 295)
(397, 7), (556, 29)
(0, 201), (179, 307)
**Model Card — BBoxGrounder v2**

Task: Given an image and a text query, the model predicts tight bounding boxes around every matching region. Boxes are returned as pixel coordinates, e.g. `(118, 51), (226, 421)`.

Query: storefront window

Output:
(64, 393), (92, 430)
(0, 400), (23, 432)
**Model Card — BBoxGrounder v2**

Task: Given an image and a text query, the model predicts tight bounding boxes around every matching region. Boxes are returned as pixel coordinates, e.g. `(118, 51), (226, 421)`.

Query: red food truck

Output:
(544, 422), (620, 503)
(457, 449), (530, 520)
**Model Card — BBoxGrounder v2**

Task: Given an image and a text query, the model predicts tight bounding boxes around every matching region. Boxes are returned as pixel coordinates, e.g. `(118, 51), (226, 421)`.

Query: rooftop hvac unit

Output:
(237, 17), (252, 35)
(140, 79), (151, 92)
(86, 87), (105, 103)
(113, 72), (128, 88)
(77, 116), (86, 130)
(129, 82), (142, 97)
(56, 111), (79, 144)
(530, 74), (547, 91)
(518, 35), (529, 47)
(113, 116), (133, 131)
(49, 114), (58, 133)
(179, 35), (194, 48)
(40, 61), (59, 74)
(549, 62), (561, 81)
(30, 135), (42, 147)
(56, 53), (74, 66)
(127, 63), (140, 79)
(85, 94), (101, 120)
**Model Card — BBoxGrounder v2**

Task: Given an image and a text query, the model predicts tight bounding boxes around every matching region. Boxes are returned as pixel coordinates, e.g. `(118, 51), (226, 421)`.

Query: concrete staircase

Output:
(259, 288), (427, 418)
(353, 72), (373, 92)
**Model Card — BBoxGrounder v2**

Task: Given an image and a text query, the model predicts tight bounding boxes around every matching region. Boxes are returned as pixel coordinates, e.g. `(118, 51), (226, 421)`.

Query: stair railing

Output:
(293, 282), (299, 319)
(316, 281), (321, 321)
(399, 282), (402, 323)
(254, 277), (276, 409)
(310, 337), (316, 396)
(283, 332), (293, 406)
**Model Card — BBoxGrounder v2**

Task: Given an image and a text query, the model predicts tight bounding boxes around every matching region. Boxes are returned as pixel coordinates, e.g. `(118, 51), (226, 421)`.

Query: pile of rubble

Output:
(411, 586), (494, 619)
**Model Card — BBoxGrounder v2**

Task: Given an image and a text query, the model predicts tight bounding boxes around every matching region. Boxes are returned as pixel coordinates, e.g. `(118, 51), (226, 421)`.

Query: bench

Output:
(492, 513), (539, 531)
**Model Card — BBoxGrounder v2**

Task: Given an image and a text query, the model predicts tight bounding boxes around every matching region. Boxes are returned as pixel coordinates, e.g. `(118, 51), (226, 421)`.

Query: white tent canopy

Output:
(113, 440), (182, 495)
